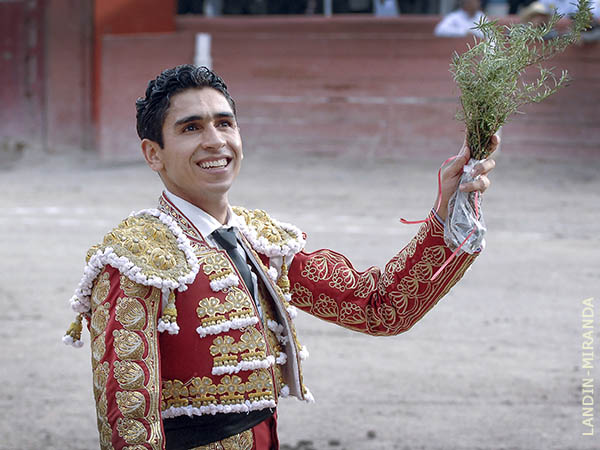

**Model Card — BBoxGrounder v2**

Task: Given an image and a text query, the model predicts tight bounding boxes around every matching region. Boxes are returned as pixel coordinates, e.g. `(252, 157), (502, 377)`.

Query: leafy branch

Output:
(450, 0), (593, 159)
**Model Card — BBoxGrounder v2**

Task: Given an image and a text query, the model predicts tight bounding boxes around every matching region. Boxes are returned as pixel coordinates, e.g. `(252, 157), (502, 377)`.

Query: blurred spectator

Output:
(520, 1), (551, 25)
(434, 0), (486, 37)
(374, 0), (399, 16)
(520, 1), (558, 38)
(539, 0), (600, 41)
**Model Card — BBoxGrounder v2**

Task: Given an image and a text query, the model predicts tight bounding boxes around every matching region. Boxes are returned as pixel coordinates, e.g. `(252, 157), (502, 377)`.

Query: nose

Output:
(201, 124), (226, 151)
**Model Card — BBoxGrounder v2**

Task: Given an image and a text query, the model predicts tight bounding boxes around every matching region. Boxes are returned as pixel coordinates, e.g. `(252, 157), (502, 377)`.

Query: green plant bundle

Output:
(450, 0), (593, 160)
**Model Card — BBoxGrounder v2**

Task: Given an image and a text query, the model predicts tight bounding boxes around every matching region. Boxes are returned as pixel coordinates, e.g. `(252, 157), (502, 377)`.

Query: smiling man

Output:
(64, 65), (496, 450)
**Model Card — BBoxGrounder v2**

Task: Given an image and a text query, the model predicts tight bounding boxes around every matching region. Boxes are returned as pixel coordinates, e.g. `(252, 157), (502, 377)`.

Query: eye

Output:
(182, 124), (198, 132)
(217, 119), (234, 128)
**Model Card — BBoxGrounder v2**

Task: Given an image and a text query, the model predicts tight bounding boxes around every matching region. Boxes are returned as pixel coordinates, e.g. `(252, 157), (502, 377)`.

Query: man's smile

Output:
(197, 157), (231, 170)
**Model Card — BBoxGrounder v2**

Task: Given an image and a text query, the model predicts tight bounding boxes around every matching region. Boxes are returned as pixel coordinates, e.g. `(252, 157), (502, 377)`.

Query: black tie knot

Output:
(211, 227), (238, 251)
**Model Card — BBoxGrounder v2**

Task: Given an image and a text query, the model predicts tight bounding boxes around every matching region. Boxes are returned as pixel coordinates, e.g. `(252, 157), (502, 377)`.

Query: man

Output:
(434, 0), (486, 38)
(63, 65), (496, 449)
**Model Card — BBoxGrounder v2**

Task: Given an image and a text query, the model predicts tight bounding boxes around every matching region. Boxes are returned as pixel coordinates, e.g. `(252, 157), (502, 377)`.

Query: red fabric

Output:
(252, 413), (279, 450)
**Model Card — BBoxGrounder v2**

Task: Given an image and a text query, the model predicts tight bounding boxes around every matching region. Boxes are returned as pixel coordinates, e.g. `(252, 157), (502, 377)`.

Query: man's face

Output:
(143, 87), (242, 209)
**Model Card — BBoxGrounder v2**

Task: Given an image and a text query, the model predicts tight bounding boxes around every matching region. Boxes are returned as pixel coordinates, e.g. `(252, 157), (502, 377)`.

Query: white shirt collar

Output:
(164, 190), (241, 239)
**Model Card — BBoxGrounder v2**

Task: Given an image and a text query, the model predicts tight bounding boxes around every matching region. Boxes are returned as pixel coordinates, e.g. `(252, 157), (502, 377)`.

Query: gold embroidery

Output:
(224, 287), (254, 319)
(92, 271), (111, 307)
(199, 253), (234, 281)
(120, 275), (151, 298)
(92, 331), (106, 364)
(116, 296), (146, 330)
(91, 303), (110, 335)
(97, 390), (108, 419)
(124, 446), (147, 450)
(190, 428), (253, 450)
(188, 377), (218, 407)
(197, 297), (227, 326)
(99, 214), (192, 284)
(93, 362), (110, 397)
(113, 329), (145, 360)
(313, 293), (338, 318)
(289, 283), (313, 309)
(246, 369), (273, 401)
(162, 380), (190, 408)
(113, 360), (145, 390)
(339, 302), (367, 325)
(116, 417), (147, 444)
(116, 390), (146, 418)
(99, 419), (113, 449)
(216, 375), (245, 403)
(233, 207), (298, 247)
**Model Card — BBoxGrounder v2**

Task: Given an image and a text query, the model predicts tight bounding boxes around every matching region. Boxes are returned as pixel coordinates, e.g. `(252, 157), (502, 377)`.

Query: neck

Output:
(168, 190), (230, 224)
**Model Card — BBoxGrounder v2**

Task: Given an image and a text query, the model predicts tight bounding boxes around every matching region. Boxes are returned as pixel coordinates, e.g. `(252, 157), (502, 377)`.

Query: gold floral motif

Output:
(313, 293), (338, 318)
(120, 275), (151, 299)
(339, 302), (367, 325)
(113, 329), (145, 360)
(100, 214), (191, 284)
(91, 271), (111, 308)
(91, 303), (110, 335)
(217, 375), (245, 402)
(238, 328), (267, 356)
(116, 417), (147, 444)
(113, 360), (145, 390)
(97, 390), (108, 419)
(92, 331), (106, 363)
(210, 335), (238, 357)
(188, 377), (218, 406)
(93, 362), (110, 397)
(116, 296), (147, 330)
(116, 390), (146, 418)
(233, 207), (299, 248)
(197, 297), (226, 326)
(245, 369), (274, 401)
(199, 253), (233, 279)
(162, 380), (190, 408)
(224, 287), (254, 319)
(123, 446), (147, 450)
(290, 283), (313, 309)
(99, 419), (113, 449)
(409, 261), (433, 282)
(421, 245), (447, 266)
(189, 428), (253, 450)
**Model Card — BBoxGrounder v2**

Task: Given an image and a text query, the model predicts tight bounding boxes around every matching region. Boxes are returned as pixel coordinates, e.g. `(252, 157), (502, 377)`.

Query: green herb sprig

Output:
(451, 0), (593, 160)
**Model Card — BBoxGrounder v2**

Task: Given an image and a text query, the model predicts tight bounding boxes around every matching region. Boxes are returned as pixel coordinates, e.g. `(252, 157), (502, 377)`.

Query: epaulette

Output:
(63, 209), (200, 347)
(233, 207), (306, 259)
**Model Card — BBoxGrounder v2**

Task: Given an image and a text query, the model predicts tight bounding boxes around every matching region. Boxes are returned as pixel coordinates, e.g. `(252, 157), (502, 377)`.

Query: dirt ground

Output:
(1, 143), (599, 450)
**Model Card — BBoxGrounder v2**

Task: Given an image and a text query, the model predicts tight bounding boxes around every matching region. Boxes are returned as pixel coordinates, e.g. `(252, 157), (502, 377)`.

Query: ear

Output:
(141, 139), (164, 172)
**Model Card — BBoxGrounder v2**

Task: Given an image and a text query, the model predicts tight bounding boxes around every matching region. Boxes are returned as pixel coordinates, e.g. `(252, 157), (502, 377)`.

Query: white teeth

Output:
(199, 158), (227, 169)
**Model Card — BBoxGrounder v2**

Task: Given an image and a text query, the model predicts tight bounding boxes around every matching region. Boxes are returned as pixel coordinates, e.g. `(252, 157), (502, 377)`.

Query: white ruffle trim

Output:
(157, 319), (180, 335)
(196, 316), (259, 338)
(69, 209), (199, 315)
(209, 273), (239, 292)
(234, 211), (306, 259)
(211, 355), (275, 375)
(275, 352), (287, 365)
(267, 319), (289, 345)
(279, 385), (290, 397)
(161, 399), (277, 419)
(286, 305), (298, 318)
(62, 335), (84, 348)
(267, 266), (279, 282)
(299, 345), (309, 361)
(303, 386), (315, 403)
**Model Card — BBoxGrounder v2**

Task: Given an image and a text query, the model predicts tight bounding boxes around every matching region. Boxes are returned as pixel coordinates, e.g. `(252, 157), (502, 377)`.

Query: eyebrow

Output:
(173, 112), (235, 127)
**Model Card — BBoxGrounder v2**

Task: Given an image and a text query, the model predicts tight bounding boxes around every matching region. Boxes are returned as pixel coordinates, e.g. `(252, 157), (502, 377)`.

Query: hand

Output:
(435, 134), (499, 221)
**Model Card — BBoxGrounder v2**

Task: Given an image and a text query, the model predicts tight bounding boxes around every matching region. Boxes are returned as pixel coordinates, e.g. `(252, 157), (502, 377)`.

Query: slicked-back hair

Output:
(135, 65), (236, 148)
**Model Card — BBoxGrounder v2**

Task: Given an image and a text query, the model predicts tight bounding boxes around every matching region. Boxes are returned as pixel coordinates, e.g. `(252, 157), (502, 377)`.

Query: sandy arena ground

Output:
(1, 143), (599, 450)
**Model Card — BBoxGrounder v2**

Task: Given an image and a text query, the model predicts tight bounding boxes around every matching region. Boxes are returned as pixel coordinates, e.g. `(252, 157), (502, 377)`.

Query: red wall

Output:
(97, 15), (600, 161)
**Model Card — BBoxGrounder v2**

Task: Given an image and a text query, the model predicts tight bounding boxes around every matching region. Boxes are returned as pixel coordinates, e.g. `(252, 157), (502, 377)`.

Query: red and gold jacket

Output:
(63, 193), (478, 449)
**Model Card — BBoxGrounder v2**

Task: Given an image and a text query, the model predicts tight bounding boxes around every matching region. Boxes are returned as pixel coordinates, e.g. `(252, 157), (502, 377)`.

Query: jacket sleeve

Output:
(89, 264), (165, 450)
(287, 213), (478, 336)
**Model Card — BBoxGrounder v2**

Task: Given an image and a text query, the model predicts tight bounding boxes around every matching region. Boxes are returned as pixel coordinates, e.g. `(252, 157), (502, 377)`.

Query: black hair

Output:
(135, 65), (236, 148)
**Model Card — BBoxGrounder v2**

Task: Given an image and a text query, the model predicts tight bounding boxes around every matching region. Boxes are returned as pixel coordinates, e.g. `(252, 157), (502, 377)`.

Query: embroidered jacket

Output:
(63, 193), (478, 449)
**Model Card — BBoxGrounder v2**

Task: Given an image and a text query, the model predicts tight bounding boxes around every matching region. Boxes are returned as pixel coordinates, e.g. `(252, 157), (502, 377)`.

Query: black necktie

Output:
(210, 227), (255, 300)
